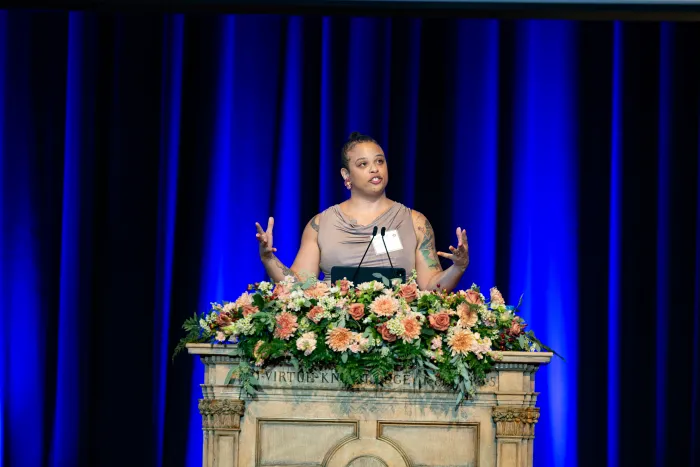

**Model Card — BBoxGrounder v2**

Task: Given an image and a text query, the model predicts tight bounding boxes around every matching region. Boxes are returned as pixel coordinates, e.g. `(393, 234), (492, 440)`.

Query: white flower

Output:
(380, 347), (390, 357)
(373, 282), (385, 291)
(386, 317), (405, 337)
(357, 282), (374, 291)
(329, 286), (340, 294)
(232, 315), (255, 336)
(318, 295), (338, 310)
(257, 281), (273, 293)
(222, 302), (237, 313)
(199, 319), (209, 330)
(298, 317), (311, 331)
(296, 331), (317, 356)
(290, 289), (305, 300)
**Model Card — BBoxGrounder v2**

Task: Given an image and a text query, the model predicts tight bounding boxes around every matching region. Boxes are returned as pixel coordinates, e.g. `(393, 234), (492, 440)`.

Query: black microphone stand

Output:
(380, 227), (395, 277)
(352, 226), (378, 283)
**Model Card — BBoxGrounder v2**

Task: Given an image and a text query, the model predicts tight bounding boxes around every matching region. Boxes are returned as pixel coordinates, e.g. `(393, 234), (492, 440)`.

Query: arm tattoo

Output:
(310, 215), (320, 232)
(273, 256), (295, 278)
(418, 218), (441, 270)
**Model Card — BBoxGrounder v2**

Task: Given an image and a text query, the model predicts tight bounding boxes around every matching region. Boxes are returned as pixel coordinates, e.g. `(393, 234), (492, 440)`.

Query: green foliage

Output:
(437, 358), (458, 388)
(363, 352), (395, 384)
(336, 359), (365, 386)
(173, 276), (559, 407)
(393, 342), (423, 363)
(172, 313), (210, 362)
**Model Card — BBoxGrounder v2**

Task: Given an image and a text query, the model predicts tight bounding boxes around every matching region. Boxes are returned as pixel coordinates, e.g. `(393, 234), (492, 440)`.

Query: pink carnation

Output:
(273, 312), (298, 340)
(401, 316), (422, 342)
(304, 282), (330, 299)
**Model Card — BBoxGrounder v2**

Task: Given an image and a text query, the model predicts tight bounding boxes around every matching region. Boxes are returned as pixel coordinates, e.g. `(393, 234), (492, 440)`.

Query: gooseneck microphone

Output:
(380, 227), (395, 273)
(353, 226), (378, 283)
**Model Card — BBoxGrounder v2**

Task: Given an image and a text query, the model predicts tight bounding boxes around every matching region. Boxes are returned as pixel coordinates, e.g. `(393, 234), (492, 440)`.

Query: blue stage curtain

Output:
(0, 10), (698, 467)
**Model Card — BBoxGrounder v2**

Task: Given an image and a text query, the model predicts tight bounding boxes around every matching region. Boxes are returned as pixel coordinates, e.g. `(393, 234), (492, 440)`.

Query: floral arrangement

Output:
(174, 271), (555, 405)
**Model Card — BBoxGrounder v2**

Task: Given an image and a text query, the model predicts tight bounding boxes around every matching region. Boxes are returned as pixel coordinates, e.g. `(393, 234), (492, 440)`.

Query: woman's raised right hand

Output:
(255, 217), (277, 259)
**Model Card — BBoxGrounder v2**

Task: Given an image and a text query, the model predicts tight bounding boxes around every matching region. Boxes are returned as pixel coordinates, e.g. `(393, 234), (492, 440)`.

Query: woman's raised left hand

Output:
(437, 227), (469, 271)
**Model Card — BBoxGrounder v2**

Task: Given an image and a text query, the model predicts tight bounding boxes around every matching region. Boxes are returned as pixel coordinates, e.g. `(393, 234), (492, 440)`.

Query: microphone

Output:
(353, 226), (378, 283)
(380, 227), (395, 273)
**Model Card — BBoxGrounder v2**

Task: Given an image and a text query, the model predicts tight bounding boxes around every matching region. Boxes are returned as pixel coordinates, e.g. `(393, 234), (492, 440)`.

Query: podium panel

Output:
(188, 344), (551, 467)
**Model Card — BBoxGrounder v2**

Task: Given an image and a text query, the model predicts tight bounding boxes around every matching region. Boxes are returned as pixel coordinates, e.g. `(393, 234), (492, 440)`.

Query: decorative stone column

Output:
(492, 406), (540, 467)
(199, 399), (245, 467)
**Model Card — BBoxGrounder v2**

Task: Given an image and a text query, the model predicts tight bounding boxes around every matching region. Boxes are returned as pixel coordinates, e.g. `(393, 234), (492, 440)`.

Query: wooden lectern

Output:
(187, 344), (551, 467)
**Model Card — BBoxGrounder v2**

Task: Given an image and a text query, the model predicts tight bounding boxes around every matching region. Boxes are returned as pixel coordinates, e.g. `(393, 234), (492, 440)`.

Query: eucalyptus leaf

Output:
(341, 352), (348, 364)
(224, 367), (237, 385)
(518, 334), (528, 349)
(424, 360), (438, 370)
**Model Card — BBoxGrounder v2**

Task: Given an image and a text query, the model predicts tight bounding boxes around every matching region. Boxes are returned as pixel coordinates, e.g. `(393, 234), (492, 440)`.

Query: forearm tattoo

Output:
(418, 218), (441, 270)
(274, 256), (295, 278)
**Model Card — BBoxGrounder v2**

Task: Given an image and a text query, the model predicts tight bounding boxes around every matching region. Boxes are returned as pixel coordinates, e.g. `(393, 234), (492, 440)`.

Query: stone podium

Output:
(187, 344), (552, 467)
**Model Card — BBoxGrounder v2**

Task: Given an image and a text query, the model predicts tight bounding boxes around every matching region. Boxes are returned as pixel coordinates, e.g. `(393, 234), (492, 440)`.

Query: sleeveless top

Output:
(317, 202), (417, 284)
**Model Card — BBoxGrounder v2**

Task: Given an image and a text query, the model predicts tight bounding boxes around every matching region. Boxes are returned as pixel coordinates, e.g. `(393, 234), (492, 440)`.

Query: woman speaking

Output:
(255, 132), (469, 292)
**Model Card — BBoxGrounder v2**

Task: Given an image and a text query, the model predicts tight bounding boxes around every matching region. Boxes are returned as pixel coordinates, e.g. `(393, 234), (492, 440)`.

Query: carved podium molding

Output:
(492, 407), (540, 467)
(199, 399), (246, 466)
(199, 399), (245, 430)
(188, 344), (552, 467)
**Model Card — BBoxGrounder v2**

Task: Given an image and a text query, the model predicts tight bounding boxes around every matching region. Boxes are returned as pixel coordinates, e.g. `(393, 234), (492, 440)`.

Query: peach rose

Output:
(216, 312), (233, 327)
(428, 312), (451, 331)
(465, 290), (483, 305)
(348, 303), (365, 321)
(377, 323), (397, 342)
(337, 279), (352, 296)
(508, 319), (524, 336)
(242, 305), (259, 317)
(306, 305), (325, 324)
(398, 283), (419, 303)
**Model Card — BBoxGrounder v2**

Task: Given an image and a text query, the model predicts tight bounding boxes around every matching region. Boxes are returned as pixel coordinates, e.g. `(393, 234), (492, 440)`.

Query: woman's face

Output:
(342, 142), (388, 195)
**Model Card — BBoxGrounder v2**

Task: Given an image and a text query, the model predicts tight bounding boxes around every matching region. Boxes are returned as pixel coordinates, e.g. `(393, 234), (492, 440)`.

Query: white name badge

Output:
(372, 230), (404, 255)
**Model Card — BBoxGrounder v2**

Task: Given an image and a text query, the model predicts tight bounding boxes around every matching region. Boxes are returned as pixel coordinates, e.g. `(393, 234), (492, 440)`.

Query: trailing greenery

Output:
(174, 271), (558, 406)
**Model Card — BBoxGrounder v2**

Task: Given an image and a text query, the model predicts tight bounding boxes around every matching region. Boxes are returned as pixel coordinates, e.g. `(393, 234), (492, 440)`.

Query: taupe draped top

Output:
(317, 202), (417, 283)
